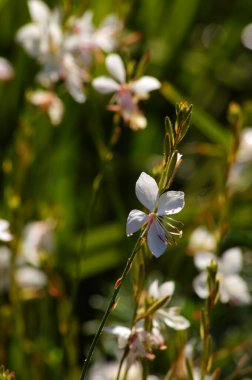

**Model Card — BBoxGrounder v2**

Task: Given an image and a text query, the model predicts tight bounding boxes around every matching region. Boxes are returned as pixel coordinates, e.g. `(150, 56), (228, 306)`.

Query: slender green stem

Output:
(79, 234), (145, 380)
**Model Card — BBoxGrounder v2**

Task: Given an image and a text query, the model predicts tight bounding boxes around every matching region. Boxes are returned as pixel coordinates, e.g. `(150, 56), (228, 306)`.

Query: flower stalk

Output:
(79, 234), (145, 380)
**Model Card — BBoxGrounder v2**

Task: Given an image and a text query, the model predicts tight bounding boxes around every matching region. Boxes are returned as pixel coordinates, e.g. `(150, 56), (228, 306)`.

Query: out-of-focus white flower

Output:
(27, 89), (64, 125)
(188, 226), (217, 255)
(66, 11), (123, 61)
(15, 266), (47, 289)
(193, 248), (251, 305)
(126, 172), (184, 257)
(148, 280), (190, 330)
(107, 322), (165, 365)
(0, 219), (12, 242)
(236, 128), (252, 163)
(87, 361), (159, 380)
(0, 57), (14, 81)
(92, 54), (160, 130)
(18, 220), (55, 267)
(16, 0), (85, 103)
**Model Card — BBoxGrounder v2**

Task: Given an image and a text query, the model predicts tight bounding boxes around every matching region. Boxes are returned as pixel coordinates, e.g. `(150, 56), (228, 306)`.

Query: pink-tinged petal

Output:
(0, 58), (14, 81)
(219, 247), (242, 275)
(126, 209), (148, 236)
(193, 272), (209, 299)
(131, 76), (161, 95)
(222, 275), (251, 305)
(194, 252), (216, 270)
(28, 0), (50, 24)
(157, 191), (184, 216)
(92, 76), (120, 94)
(105, 326), (131, 348)
(106, 54), (126, 83)
(135, 172), (158, 211)
(147, 220), (167, 258)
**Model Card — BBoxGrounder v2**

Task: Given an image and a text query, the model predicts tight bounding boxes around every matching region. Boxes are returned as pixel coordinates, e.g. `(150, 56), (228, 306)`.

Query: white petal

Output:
(194, 252), (216, 270)
(147, 220), (167, 258)
(65, 73), (86, 103)
(0, 57), (14, 81)
(219, 247), (242, 275)
(28, 0), (50, 24)
(126, 209), (148, 236)
(129, 113), (147, 130)
(105, 326), (131, 349)
(92, 76), (120, 94)
(135, 172), (158, 211)
(0, 219), (9, 231)
(148, 279), (159, 299)
(159, 281), (175, 298)
(15, 266), (47, 289)
(161, 308), (190, 330)
(106, 54), (125, 83)
(131, 76), (161, 95)
(221, 275), (251, 305)
(16, 24), (41, 57)
(157, 191), (184, 216)
(193, 272), (209, 299)
(49, 97), (64, 125)
(188, 226), (217, 254)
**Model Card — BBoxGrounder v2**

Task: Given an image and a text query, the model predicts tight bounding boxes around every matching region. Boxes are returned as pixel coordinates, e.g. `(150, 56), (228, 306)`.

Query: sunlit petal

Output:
(135, 172), (158, 211)
(92, 76), (120, 93)
(194, 252), (216, 270)
(219, 247), (242, 275)
(193, 272), (209, 299)
(157, 191), (184, 216)
(126, 209), (148, 236)
(106, 54), (126, 83)
(222, 275), (251, 305)
(131, 76), (161, 95)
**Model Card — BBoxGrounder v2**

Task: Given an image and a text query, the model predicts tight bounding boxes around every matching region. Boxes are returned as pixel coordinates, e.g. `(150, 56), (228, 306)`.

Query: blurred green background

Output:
(1, 0), (252, 379)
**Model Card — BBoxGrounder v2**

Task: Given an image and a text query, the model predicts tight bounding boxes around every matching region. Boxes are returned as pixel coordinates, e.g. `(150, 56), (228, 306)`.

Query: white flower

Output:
(193, 248), (251, 305)
(66, 11), (123, 58)
(0, 219), (12, 242)
(107, 322), (165, 364)
(15, 266), (47, 290)
(0, 57), (14, 81)
(18, 220), (55, 267)
(16, 0), (85, 103)
(126, 172), (184, 257)
(188, 226), (217, 255)
(27, 89), (64, 125)
(92, 54), (160, 130)
(148, 280), (190, 331)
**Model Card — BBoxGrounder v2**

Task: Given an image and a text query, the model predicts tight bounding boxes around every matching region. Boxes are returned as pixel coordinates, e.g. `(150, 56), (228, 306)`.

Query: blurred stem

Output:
(142, 358), (149, 380)
(79, 233), (146, 380)
(116, 347), (129, 380)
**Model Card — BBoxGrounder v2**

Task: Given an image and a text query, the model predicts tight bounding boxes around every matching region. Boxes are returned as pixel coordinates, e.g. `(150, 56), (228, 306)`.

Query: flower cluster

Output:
(189, 226), (251, 305)
(106, 280), (189, 367)
(0, 219), (55, 296)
